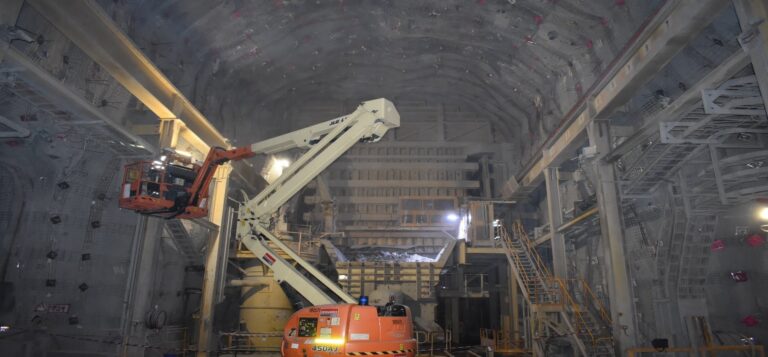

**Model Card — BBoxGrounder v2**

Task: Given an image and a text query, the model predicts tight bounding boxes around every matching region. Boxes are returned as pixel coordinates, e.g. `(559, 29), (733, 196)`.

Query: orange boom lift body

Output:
(282, 303), (416, 357)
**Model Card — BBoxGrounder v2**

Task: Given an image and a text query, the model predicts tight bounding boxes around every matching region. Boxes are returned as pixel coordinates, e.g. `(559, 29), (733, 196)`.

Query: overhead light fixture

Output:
(446, 213), (459, 222)
(759, 206), (768, 221)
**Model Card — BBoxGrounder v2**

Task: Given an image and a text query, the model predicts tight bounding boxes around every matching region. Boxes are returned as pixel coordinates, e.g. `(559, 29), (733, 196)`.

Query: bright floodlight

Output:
(759, 206), (768, 221)
(446, 213), (459, 222)
(275, 158), (290, 168)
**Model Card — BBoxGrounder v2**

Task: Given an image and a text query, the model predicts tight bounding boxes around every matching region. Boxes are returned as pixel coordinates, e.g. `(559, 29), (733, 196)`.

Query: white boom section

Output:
(249, 102), (392, 154)
(236, 98), (400, 305)
(246, 98), (399, 220)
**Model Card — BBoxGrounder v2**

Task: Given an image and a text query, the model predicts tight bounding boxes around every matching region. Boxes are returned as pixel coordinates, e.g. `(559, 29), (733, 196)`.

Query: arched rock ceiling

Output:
(108, 0), (662, 144)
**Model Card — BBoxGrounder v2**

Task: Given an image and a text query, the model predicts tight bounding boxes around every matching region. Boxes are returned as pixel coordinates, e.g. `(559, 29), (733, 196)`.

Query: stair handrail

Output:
(511, 223), (560, 304)
(499, 225), (544, 303)
(553, 278), (600, 347)
(498, 226), (530, 295)
(503, 222), (613, 351)
(500, 224), (560, 304)
(512, 222), (553, 279)
(578, 279), (612, 326)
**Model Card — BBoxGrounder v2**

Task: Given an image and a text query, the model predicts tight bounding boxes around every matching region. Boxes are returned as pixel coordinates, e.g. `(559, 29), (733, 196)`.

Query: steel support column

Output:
(120, 216), (164, 356)
(481, 156), (492, 199)
(587, 120), (638, 353)
(734, 0), (768, 116)
(544, 167), (567, 278)
(196, 164), (231, 356)
(509, 264), (520, 345)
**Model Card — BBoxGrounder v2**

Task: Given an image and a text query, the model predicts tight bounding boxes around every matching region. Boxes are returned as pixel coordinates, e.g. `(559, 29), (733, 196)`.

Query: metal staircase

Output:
(499, 223), (614, 356)
(165, 219), (203, 264)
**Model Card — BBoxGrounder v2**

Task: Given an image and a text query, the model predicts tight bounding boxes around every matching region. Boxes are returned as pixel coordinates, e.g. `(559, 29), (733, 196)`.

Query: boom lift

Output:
(120, 98), (399, 303)
(121, 99), (416, 355)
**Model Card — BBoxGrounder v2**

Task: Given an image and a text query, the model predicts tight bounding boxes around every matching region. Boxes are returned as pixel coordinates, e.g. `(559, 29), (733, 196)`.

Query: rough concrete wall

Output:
(0, 135), (134, 355)
(0, 4), (192, 355)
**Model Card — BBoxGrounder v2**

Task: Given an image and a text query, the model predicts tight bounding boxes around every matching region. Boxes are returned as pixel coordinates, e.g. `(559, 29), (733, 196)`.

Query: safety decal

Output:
(349, 333), (369, 340)
(320, 308), (339, 316)
(262, 253), (276, 265)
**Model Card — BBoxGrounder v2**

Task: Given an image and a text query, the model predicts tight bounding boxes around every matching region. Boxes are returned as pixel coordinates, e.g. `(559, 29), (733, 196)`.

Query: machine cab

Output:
(282, 303), (416, 357)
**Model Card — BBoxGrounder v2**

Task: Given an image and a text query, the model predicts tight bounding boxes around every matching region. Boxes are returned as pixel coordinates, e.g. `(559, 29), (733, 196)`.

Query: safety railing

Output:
(464, 273), (489, 296)
(512, 222), (553, 278)
(155, 325), (190, 357)
(499, 221), (614, 352)
(498, 224), (560, 305)
(626, 344), (765, 356)
(480, 328), (525, 353)
(554, 278), (600, 346)
(415, 329), (452, 357)
(219, 331), (283, 353)
(498, 225), (535, 301)
(576, 278), (612, 326)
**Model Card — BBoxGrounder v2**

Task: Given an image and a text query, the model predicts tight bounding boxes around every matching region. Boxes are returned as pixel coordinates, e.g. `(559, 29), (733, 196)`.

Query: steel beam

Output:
(512, 0), (730, 189)
(734, 0), (768, 116)
(25, 0), (229, 151)
(591, 0), (730, 117)
(532, 207), (599, 246)
(604, 50), (750, 163)
(588, 121), (638, 353)
(323, 179), (480, 188)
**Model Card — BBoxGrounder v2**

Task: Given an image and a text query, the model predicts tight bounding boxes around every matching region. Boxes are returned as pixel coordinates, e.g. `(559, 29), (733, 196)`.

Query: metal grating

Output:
(619, 75), (768, 197)
(676, 215), (717, 299)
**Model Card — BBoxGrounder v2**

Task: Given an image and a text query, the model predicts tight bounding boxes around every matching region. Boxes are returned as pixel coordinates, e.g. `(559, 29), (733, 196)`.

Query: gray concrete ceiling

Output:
(102, 0), (663, 144)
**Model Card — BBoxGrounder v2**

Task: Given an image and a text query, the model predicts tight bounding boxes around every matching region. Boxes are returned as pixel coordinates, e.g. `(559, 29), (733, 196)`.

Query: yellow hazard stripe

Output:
(347, 349), (413, 356)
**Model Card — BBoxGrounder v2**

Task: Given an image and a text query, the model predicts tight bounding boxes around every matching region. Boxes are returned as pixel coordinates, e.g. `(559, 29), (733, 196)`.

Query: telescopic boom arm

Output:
(236, 98), (400, 305)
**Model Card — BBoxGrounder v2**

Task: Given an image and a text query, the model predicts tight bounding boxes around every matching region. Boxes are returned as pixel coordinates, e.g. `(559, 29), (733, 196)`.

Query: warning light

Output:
(358, 296), (369, 306)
